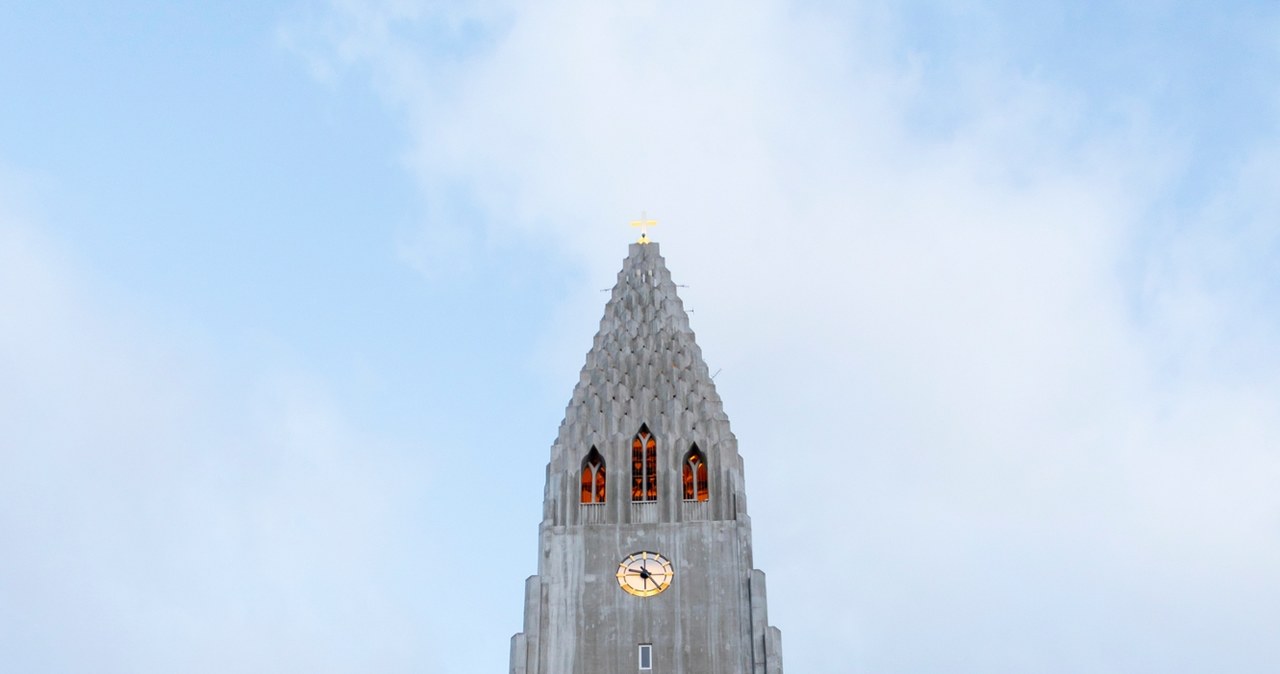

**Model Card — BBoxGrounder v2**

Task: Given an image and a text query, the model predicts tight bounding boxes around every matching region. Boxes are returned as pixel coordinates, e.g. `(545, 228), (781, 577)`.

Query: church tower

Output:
(509, 241), (784, 674)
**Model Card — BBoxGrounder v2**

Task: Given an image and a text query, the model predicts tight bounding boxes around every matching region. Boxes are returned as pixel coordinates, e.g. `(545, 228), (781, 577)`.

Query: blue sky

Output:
(2, 2), (1278, 672)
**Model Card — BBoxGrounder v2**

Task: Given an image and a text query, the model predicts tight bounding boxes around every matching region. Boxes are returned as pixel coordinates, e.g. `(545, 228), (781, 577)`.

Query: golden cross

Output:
(630, 212), (658, 244)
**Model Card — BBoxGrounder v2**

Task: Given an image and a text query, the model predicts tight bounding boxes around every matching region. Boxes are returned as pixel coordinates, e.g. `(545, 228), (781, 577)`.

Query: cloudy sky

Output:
(2, 2), (1278, 672)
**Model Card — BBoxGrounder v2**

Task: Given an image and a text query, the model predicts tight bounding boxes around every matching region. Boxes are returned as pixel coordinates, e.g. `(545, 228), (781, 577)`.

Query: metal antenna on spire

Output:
(630, 212), (658, 244)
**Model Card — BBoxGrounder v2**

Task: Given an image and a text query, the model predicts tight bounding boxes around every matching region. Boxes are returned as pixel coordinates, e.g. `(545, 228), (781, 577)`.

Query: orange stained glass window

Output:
(631, 426), (657, 502)
(581, 447), (606, 504)
(683, 446), (709, 502)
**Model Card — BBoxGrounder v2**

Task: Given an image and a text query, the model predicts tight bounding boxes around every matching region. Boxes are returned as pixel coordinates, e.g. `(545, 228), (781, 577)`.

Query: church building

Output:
(509, 236), (784, 673)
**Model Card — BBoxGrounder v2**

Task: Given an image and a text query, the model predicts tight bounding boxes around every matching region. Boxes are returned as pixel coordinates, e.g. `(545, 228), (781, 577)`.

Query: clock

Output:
(616, 551), (674, 597)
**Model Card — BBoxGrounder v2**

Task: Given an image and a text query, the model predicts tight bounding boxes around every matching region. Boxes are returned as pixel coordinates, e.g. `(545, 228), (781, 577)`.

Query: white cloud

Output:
(294, 1), (1280, 671)
(0, 200), (434, 672)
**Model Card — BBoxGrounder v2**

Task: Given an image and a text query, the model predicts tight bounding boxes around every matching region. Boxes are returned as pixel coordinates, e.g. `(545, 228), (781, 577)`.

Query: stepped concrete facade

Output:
(510, 242), (783, 674)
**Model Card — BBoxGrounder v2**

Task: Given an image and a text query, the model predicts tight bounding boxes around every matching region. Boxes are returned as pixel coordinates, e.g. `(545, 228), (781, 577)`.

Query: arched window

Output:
(581, 447), (606, 504)
(631, 426), (657, 502)
(683, 445), (709, 502)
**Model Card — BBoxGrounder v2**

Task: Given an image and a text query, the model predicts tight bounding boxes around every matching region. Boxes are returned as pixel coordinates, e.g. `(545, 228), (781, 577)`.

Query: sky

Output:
(1, 1), (1278, 672)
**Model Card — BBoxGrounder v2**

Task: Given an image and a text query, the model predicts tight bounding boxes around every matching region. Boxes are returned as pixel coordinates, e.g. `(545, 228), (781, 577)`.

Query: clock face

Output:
(616, 551), (674, 597)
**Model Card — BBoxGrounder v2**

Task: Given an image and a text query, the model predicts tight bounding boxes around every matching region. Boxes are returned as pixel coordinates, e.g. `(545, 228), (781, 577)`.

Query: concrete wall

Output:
(511, 518), (781, 674)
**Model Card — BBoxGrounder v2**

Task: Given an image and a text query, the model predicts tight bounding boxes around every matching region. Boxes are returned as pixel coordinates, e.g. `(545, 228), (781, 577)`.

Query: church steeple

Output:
(511, 242), (783, 674)
(544, 242), (747, 528)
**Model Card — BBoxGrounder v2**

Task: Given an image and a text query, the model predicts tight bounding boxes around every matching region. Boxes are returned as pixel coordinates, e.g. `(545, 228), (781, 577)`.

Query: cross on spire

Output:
(630, 212), (657, 244)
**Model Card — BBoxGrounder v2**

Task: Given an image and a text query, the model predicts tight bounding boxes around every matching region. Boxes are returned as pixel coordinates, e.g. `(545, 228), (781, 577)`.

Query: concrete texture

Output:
(511, 243), (783, 674)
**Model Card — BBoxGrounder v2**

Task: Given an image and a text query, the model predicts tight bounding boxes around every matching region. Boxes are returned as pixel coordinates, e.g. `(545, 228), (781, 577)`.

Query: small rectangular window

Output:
(638, 643), (652, 670)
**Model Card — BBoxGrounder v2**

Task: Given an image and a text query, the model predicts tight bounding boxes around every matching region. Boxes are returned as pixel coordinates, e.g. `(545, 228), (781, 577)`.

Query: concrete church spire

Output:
(511, 241), (783, 674)
(545, 242), (745, 526)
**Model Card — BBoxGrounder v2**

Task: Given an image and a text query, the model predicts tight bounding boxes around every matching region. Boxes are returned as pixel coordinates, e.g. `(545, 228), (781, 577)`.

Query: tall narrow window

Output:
(683, 445), (709, 502)
(638, 644), (653, 670)
(581, 447), (606, 504)
(631, 426), (657, 502)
